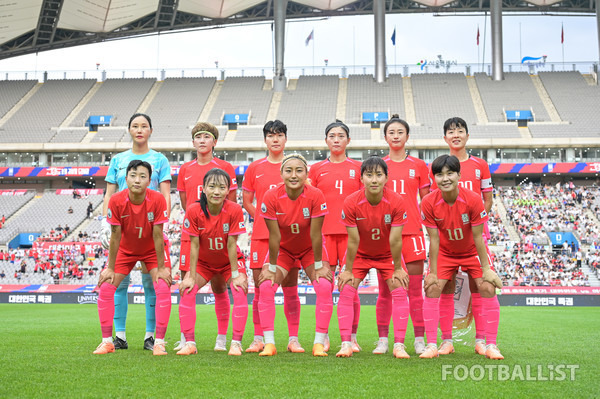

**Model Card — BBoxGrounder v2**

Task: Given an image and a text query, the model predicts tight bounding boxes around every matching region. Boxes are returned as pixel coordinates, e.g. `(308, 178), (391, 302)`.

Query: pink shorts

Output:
(325, 234), (347, 266)
(402, 233), (427, 263)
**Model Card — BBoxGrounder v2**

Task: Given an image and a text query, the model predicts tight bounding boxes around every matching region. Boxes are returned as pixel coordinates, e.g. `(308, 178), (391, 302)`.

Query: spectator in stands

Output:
(68, 206), (74, 214)
(87, 202), (93, 219)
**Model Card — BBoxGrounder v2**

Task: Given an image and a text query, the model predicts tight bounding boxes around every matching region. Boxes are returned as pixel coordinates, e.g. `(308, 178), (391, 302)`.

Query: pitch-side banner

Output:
(32, 241), (103, 252)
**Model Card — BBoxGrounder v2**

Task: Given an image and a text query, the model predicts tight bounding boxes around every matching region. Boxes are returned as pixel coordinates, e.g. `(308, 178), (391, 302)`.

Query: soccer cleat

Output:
(93, 341), (115, 355)
(414, 339), (426, 355)
(176, 343), (197, 356)
(153, 342), (167, 356)
(323, 335), (330, 352)
(419, 344), (439, 359)
(113, 336), (128, 350)
(438, 340), (455, 355)
(228, 342), (243, 356)
(173, 341), (184, 351)
(485, 344), (504, 360)
(312, 343), (328, 357)
(143, 337), (155, 351)
(287, 339), (305, 353)
(259, 343), (277, 357)
(372, 339), (389, 354)
(474, 340), (486, 356)
(245, 339), (265, 353)
(393, 343), (410, 359)
(351, 338), (362, 353)
(214, 336), (227, 352)
(336, 342), (353, 358)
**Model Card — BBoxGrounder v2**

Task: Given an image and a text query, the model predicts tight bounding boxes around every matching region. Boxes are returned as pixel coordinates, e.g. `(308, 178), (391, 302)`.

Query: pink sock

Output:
(481, 296), (500, 345)
(283, 286), (300, 337)
(252, 285), (263, 336)
(258, 281), (278, 333)
(231, 283), (248, 342)
(337, 285), (356, 342)
(153, 279), (172, 340)
(391, 287), (410, 344)
(352, 290), (361, 335)
(313, 279), (333, 334)
(439, 293), (454, 341)
(423, 296), (440, 345)
(471, 292), (485, 340)
(408, 275), (425, 337)
(179, 285), (199, 342)
(214, 291), (230, 336)
(376, 272), (392, 338)
(98, 283), (117, 338)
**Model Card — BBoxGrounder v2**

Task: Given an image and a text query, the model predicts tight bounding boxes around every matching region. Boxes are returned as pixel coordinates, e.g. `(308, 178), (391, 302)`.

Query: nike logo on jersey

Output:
(257, 174), (265, 178)
(121, 215), (130, 218)
(185, 176), (193, 180)
(320, 172), (329, 177)
(356, 217), (367, 220)
(276, 212), (286, 215)
(434, 218), (444, 221)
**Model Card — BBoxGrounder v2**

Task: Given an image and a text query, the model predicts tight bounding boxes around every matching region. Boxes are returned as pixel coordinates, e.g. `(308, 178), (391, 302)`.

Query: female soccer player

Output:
(176, 122), (240, 352)
(420, 155), (503, 360)
(242, 121), (303, 353)
(177, 169), (248, 356)
(94, 160), (172, 356)
(100, 113), (171, 351)
(433, 117), (494, 356)
(308, 120), (362, 352)
(336, 156), (411, 359)
(375, 115), (430, 355)
(257, 154), (333, 357)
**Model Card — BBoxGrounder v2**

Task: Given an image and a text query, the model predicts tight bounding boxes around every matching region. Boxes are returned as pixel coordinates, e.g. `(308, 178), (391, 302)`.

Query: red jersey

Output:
(384, 155), (430, 235)
(420, 188), (489, 257)
(242, 157), (282, 240)
(341, 188), (408, 259)
(308, 157), (362, 235)
(261, 184), (328, 255)
(430, 155), (492, 195)
(182, 200), (246, 267)
(107, 189), (169, 257)
(177, 158), (238, 206)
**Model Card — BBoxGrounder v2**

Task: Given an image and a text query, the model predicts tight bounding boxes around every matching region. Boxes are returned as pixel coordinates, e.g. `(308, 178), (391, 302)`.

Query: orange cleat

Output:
(176, 343), (197, 355)
(419, 344), (439, 359)
(312, 343), (328, 357)
(438, 340), (455, 355)
(336, 342), (354, 358)
(485, 344), (504, 360)
(93, 341), (115, 355)
(259, 343), (277, 357)
(153, 342), (168, 356)
(475, 340), (486, 356)
(323, 335), (330, 352)
(287, 339), (305, 353)
(393, 343), (410, 359)
(351, 338), (362, 353)
(245, 339), (265, 353)
(228, 342), (243, 356)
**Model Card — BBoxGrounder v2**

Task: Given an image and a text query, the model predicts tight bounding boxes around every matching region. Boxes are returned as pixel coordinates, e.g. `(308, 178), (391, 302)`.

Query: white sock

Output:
(264, 331), (275, 345)
(231, 340), (241, 346)
(254, 335), (264, 342)
(288, 336), (298, 343)
(180, 332), (186, 343)
(342, 340), (352, 347)
(116, 331), (126, 340)
(102, 337), (112, 344)
(351, 333), (357, 341)
(415, 337), (425, 342)
(186, 341), (196, 346)
(442, 339), (453, 344)
(155, 338), (165, 345)
(144, 332), (154, 340)
(379, 337), (389, 343)
(314, 332), (327, 345)
(217, 334), (226, 341)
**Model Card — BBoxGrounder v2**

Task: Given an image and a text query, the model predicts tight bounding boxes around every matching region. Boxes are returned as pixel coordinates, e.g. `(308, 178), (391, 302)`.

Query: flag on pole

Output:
(561, 24), (564, 44)
(391, 27), (396, 46)
(305, 29), (314, 46)
(477, 26), (480, 46)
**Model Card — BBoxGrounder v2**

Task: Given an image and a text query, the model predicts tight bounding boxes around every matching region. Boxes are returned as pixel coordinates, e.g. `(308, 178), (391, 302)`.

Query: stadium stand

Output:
(51, 127), (89, 143)
(345, 74), (405, 124)
(0, 80), (38, 118)
(0, 191), (35, 220)
(207, 77), (272, 127)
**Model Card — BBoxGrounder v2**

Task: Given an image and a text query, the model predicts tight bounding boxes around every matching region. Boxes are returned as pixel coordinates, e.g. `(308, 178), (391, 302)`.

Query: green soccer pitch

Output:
(1, 305), (598, 398)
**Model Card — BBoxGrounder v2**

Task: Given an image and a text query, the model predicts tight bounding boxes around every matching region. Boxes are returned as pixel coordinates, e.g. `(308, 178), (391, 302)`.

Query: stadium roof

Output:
(0, 0), (595, 61)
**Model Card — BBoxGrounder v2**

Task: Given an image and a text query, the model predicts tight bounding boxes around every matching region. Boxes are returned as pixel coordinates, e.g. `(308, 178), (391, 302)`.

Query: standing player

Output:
(93, 160), (172, 355)
(257, 154), (333, 357)
(175, 122), (239, 352)
(336, 156), (410, 358)
(431, 117), (494, 356)
(242, 121), (303, 353)
(177, 169), (248, 356)
(420, 155), (503, 360)
(375, 115), (430, 355)
(100, 113), (171, 351)
(308, 120), (362, 353)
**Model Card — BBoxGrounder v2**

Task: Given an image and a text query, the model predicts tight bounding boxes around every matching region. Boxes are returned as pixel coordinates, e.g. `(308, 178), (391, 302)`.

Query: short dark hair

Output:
(360, 155), (387, 176)
(325, 120), (350, 138)
(443, 117), (468, 136)
(126, 159), (152, 176)
(263, 120), (287, 138)
(431, 155), (460, 175)
(128, 113), (152, 129)
(383, 114), (410, 137)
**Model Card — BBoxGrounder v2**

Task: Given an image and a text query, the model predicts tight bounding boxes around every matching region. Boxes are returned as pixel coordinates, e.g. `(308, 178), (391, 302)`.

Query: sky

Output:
(0, 12), (596, 77)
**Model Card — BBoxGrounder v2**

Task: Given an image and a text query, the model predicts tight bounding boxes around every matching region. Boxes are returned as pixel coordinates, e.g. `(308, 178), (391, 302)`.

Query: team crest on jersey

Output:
(107, 209), (112, 219)
(409, 169), (415, 178)
(147, 212), (154, 222)
(184, 218), (190, 229)
(480, 210), (487, 219)
(461, 213), (469, 224)
(261, 203), (267, 214)
(385, 214), (391, 223)
(475, 169), (481, 179)
(349, 170), (355, 178)
(223, 223), (229, 233)
(303, 207), (310, 218)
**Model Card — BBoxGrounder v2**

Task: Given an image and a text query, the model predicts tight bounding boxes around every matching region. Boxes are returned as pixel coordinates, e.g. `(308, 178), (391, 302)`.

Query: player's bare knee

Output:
(478, 281), (495, 298)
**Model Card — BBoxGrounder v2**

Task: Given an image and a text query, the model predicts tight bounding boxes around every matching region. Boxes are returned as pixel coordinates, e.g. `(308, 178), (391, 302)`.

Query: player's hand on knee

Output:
(393, 269), (409, 290)
(483, 269), (502, 289)
(314, 266), (332, 284)
(179, 276), (195, 295)
(156, 267), (172, 286)
(231, 274), (248, 294)
(338, 270), (354, 292)
(97, 268), (114, 287)
(258, 269), (276, 286)
(424, 273), (439, 292)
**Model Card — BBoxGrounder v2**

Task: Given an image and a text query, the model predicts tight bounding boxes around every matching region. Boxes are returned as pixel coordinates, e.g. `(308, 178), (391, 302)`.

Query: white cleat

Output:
(414, 339), (426, 355)
(372, 339), (389, 354)
(214, 336), (227, 352)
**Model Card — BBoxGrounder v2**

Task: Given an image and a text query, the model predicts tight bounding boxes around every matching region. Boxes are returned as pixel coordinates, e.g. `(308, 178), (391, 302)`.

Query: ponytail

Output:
(199, 191), (210, 218)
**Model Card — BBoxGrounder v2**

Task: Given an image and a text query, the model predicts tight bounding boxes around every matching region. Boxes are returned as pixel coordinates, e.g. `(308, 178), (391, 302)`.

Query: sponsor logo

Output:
(320, 172), (329, 177)
(256, 174), (265, 179)
(121, 214), (130, 218)
(276, 212), (286, 215)
(77, 294), (98, 304)
(185, 176), (193, 180)
(204, 295), (216, 305)
(356, 217), (367, 221)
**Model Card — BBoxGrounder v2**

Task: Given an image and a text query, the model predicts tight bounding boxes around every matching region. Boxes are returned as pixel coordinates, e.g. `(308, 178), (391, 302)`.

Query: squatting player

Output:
(336, 156), (411, 359)
(94, 160), (172, 356)
(420, 155), (503, 360)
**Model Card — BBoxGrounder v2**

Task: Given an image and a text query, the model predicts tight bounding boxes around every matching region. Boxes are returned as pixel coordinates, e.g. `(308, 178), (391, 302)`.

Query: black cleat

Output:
(143, 336), (155, 351)
(113, 336), (128, 350)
